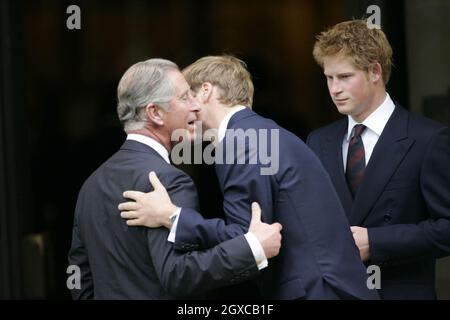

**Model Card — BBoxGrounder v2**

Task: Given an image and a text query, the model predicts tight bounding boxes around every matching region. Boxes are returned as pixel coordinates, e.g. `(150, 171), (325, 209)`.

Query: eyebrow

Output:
(324, 72), (354, 76)
(177, 88), (191, 99)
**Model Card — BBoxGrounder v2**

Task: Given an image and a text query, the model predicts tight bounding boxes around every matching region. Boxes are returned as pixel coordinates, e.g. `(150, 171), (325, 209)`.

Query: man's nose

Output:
(190, 101), (200, 111)
(189, 96), (200, 111)
(329, 79), (342, 95)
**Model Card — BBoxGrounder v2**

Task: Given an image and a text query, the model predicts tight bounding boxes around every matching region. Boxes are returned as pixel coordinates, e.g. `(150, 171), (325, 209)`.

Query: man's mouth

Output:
(187, 120), (196, 130)
(334, 98), (349, 105)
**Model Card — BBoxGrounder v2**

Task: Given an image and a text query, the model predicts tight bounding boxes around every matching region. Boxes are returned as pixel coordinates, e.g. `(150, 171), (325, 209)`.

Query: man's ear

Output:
(200, 82), (213, 103)
(145, 103), (164, 126)
(370, 62), (382, 83)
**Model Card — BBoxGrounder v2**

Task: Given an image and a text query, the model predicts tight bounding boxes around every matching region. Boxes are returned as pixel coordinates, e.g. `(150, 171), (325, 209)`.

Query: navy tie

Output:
(346, 124), (367, 197)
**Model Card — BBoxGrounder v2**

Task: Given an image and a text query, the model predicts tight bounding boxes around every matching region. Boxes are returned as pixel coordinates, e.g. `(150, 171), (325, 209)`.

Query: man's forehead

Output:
(176, 82), (190, 94)
(324, 55), (357, 72)
(324, 54), (352, 64)
(168, 70), (189, 93)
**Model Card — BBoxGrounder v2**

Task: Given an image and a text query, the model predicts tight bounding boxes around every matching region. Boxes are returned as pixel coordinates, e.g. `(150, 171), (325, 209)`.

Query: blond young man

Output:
(307, 19), (450, 299)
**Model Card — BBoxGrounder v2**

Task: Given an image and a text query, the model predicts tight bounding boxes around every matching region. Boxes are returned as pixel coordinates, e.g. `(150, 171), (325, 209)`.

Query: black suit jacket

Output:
(68, 139), (258, 299)
(307, 105), (450, 299)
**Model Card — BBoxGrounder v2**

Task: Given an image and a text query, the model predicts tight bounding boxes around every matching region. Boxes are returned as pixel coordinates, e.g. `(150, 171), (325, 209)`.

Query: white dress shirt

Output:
(343, 93), (396, 171)
(218, 105), (247, 143)
(127, 134), (170, 164)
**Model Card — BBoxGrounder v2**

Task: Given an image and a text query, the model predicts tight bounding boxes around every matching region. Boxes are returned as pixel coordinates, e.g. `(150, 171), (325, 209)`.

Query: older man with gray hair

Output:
(67, 58), (282, 299)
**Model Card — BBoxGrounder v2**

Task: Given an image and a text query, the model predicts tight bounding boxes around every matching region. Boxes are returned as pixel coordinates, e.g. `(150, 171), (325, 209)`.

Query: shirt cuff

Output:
(244, 232), (268, 270)
(167, 207), (182, 243)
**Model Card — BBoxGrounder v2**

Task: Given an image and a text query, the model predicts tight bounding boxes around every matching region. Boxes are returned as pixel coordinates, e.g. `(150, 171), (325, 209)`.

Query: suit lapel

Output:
(322, 119), (354, 216)
(349, 105), (415, 225)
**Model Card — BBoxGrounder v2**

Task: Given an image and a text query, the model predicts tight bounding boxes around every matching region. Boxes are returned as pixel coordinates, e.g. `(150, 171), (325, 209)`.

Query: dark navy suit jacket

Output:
(307, 105), (450, 299)
(176, 108), (379, 300)
(68, 139), (259, 299)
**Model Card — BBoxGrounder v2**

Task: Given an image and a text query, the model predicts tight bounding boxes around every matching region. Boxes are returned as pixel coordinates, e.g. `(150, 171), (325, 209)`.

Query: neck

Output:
(352, 88), (387, 123)
(206, 103), (241, 130)
(128, 126), (172, 152)
(204, 104), (227, 130)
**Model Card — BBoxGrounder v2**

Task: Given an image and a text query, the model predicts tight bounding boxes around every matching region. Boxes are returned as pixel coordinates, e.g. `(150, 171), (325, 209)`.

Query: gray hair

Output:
(117, 58), (178, 132)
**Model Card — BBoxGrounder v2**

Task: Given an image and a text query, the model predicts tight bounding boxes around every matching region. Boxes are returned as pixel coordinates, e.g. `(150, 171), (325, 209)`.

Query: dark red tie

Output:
(346, 124), (367, 197)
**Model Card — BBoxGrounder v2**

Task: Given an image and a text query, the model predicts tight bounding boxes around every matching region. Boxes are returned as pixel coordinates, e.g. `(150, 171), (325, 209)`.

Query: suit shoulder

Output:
(137, 159), (195, 189)
(235, 112), (279, 130)
(110, 148), (195, 192)
(408, 110), (447, 133)
(160, 165), (196, 187)
(399, 109), (448, 149)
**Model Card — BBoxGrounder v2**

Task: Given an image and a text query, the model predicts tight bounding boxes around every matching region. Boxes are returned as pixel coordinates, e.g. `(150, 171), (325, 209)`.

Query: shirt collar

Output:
(126, 133), (170, 164)
(346, 92), (395, 141)
(218, 105), (247, 143)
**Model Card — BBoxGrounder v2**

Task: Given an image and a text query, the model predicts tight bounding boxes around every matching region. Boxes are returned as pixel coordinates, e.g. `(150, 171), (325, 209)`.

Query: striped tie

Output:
(346, 124), (367, 197)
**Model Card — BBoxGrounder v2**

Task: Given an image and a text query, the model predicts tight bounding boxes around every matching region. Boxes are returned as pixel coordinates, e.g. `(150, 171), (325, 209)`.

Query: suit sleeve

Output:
(369, 127), (450, 263)
(174, 140), (276, 251)
(67, 202), (94, 300)
(144, 170), (259, 296)
(174, 208), (247, 251)
(150, 168), (246, 251)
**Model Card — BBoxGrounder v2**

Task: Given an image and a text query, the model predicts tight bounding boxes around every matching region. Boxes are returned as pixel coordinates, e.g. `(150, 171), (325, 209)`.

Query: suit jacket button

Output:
(384, 214), (392, 222)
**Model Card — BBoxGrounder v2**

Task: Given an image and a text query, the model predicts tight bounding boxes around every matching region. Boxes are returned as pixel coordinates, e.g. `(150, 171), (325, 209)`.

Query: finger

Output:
(251, 202), (262, 222)
(118, 201), (139, 211)
(148, 171), (165, 192)
(126, 218), (142, 226)
(120, 211), (137, 219)
(350, 226), (357, 233)
(123, 190), (145, 200)
(273, 222), (283, 231)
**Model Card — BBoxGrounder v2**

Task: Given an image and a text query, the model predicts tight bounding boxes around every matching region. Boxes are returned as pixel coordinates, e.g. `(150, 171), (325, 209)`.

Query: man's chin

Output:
(171, 134), (194, 147)
(335, 105), (353, 116)
(185, 130), (201, 145)
(187, 132), (197, 143)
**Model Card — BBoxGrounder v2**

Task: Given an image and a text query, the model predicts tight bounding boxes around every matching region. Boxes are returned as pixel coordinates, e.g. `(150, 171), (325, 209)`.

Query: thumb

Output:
(250, 202), (262, 225)
(148, 171), (164, 191)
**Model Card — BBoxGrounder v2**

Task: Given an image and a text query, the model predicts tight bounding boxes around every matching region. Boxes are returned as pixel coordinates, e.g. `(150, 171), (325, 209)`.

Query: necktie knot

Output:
(353, 124), (366, 138)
